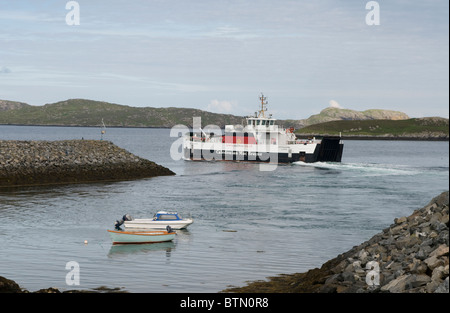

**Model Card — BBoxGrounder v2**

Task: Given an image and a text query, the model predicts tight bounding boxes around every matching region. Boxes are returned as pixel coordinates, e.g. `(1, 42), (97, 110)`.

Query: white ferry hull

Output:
(183, 138), (343, 163)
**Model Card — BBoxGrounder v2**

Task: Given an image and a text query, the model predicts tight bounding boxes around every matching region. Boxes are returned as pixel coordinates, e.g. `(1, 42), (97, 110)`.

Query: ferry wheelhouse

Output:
(183, 94), (343, 164)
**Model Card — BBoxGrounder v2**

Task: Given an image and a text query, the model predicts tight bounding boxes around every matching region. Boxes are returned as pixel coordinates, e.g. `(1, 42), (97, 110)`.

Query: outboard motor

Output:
(166, 225), (173, 233)
(114, 214), (133, 230)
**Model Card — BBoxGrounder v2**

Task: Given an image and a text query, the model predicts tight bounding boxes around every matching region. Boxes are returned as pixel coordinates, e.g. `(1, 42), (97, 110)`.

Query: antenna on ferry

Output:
(259, 93), (268, 118)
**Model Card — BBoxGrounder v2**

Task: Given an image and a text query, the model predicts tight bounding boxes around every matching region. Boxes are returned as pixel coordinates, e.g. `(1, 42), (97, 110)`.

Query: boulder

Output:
(0, 276), (22, 293)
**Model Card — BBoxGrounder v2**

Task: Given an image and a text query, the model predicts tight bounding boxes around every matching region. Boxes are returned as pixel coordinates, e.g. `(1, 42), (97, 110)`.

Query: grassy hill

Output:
(296, 118), (449, 140)
(284, 107), (410, 129)
(0, 99), (245, 128)
(1, 98), (447, 139)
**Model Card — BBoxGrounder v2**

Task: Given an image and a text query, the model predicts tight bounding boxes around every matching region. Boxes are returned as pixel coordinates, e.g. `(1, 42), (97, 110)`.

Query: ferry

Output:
(183, 94), (343, 164)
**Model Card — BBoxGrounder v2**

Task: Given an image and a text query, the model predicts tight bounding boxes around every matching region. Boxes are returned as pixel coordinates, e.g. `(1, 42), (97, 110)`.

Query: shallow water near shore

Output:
(0, 125), (448, 292)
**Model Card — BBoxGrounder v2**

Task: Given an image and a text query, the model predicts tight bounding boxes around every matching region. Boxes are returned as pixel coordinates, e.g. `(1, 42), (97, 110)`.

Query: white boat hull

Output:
(124, 218), (194, 230)
(108, 230), (176, 245)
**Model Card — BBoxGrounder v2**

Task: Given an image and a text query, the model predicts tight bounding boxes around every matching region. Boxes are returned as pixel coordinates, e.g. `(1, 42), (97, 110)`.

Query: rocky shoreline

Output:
(225, 191), (449, 293)
(0, 140), (174, 187)
(0, 276), (126, 293)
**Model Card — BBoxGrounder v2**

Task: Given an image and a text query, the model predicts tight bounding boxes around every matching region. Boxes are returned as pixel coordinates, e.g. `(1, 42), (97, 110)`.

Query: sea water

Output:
(0, 125), (448, 292)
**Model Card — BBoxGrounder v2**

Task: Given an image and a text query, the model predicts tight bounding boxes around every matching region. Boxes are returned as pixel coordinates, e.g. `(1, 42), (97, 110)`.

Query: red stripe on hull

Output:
(222, 136), (257, 144)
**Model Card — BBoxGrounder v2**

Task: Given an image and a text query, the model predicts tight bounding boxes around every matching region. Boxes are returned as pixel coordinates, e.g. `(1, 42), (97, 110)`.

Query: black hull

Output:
(316, 136), (344, 162)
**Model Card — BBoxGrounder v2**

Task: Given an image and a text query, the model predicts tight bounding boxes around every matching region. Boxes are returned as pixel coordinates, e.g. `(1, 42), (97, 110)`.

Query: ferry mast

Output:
(258, 93), (268, 118)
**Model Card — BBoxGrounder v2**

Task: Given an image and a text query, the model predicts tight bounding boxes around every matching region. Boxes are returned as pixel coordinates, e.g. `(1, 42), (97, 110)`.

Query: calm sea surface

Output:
(0, 125), (448, 292)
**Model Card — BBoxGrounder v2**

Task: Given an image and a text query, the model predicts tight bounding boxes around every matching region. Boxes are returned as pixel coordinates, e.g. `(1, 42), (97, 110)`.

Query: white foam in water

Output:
(293, 161), (419, 176)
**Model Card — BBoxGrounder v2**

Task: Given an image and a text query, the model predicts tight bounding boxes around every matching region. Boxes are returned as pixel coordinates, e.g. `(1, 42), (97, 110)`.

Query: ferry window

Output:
(270, 120), (274, 126)
(256, 120), (260, 125)
(261, 120), (266, 125)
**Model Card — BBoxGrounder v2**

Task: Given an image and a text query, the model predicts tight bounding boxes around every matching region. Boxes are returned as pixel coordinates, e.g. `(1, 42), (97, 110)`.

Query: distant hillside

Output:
(0, 99), (245, 128)
(296, 117), (449, 140)
(285, 107), (409, 129)
(0, 98), (441, 140)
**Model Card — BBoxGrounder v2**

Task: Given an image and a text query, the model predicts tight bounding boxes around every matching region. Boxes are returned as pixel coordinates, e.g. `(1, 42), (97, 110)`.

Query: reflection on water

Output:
(108, 241), (176, 258)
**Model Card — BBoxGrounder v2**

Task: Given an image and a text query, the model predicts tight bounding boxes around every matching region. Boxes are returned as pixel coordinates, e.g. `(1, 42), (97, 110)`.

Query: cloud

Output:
(0, 66), (12, 74)
(329, 100), (342, 109)
(206, 99), (237, 113)
(1, 1), (447, 118)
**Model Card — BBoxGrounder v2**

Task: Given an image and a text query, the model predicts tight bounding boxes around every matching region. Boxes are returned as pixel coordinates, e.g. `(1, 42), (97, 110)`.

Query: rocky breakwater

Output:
(225, 191), (449, 293)
(0, 140), (174, 187)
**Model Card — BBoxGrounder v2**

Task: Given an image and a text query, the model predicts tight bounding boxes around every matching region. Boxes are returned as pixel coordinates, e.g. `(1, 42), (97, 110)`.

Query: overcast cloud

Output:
(0, 0), (448, 119)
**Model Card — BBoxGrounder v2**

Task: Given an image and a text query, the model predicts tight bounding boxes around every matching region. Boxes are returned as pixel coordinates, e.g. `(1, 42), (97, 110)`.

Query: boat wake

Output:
(293, 161), (419, 176)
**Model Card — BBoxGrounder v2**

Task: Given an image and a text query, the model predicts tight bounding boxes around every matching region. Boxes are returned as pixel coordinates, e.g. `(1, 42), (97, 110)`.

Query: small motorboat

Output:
(116, 211), (193, 230)
(107, 226), (176, 245)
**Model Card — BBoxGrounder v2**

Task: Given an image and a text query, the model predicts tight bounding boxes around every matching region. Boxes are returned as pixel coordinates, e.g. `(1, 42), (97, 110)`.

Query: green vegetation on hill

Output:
(0, 99), (244, 128)
(286, 107), (409, 129)
(305, 107), (409, 126)
(1, 98), (448, 140)
(283, 107), (410, 129)
(296, 118), (449, 139)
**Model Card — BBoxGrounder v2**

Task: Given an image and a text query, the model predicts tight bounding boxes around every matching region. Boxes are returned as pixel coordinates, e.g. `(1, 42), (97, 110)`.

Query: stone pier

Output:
(0, 140), (174, 187)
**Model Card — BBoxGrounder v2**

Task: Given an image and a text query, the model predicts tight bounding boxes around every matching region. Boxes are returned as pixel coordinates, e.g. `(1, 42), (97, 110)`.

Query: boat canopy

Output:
(154, 211), (183, 220)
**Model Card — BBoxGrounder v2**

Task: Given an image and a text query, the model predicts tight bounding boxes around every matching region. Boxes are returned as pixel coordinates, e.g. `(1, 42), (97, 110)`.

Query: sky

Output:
(0, 0), (448, 120)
